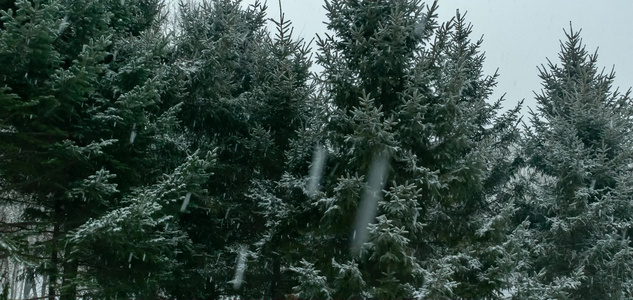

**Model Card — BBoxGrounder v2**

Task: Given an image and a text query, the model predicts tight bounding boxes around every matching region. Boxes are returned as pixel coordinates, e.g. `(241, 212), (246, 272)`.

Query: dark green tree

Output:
(171, 0), (267, 297)
(0, 0), (202, 298)
(510, 25), (633, 299)
(0, 1), (116, 298)
(70, 150), (215, 299)
(244, 7), (318, 298)
(172, 0), (315, 298)
(409, 11), (523, 299)
(292, 1), (522, 298)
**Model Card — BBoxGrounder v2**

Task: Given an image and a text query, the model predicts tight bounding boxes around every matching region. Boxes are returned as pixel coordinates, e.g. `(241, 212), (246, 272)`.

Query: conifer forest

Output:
(2, 0), (633, 299)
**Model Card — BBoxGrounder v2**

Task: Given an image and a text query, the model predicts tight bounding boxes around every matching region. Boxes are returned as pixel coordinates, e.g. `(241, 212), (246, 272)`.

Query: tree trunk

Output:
(48, 235), (58, 300)
(23, 267), (35, 298)
(60, 254), (78, 300)
(270, 256), (281, 299)
(41, 271), (47, 299)
(9, 263), (18, 300)
(17, 264), (25, 299)
(49, 203), (61, 300)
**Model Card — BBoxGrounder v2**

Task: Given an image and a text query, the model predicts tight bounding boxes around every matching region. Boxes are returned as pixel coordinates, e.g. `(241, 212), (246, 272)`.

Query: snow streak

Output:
(58, 14), (69, 35)
(307, 144), (327, 197)
(232, 246), (247, 290)
(351, 151), (389, 254)
(130, 124), (137, 144)
(180, 192), (191, 212)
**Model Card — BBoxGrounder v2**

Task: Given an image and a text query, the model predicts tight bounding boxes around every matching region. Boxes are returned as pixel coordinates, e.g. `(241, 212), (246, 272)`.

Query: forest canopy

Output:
(1, 0), (632, 299)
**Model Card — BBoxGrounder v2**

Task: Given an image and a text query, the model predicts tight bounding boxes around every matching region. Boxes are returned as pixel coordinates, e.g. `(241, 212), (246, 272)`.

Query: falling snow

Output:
(351, 151), (390, 254)
(307, 144), (327, 197)
(232, 246), (248, 290)
(180, 192), (191, 212)
(130, 124), (137, 144)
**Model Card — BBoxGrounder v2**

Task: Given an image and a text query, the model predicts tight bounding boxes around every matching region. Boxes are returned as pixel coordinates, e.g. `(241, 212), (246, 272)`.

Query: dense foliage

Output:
(503, 26), (633, 299)
(1, 0), (631, 299)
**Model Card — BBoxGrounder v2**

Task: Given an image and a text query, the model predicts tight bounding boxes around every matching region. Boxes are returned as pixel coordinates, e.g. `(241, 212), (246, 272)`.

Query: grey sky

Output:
(242, 0), (633, 113)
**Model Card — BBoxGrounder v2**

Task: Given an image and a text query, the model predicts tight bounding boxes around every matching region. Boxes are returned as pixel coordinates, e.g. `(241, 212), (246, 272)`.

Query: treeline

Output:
(1, 0), (633, 299)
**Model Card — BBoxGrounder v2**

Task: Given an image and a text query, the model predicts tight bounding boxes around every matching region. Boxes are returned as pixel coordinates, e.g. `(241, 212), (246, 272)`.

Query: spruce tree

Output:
(70, 151), (215, 299)
(410, 11), (523, 299)
(0, 1), (116, 297)
(511, 25), (633, 299)
(173, 1), (316, 297)
(244, 7), (317, 298)
(292, 1), (522, 298)
(0, 0), (201, 298)
(172, 0), (266, 297)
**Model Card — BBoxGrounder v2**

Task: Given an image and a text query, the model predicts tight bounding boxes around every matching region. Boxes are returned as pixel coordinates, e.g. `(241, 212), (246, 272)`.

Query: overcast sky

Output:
(241, 0), (633, 113)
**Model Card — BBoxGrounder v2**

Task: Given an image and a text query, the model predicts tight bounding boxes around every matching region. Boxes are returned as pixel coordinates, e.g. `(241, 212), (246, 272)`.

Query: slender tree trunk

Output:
(9, 263), (18, 300)
(1, 281), (9, 300)
(270, 256), (281, 299)
(49, 202), (62, 300)
(48, 232), (58, 300)
(23, 267), (35, 298)
(41, 271), (48, 299)
(17, 264), (25, 299)
(0, 259), (7, 300)
(60, 255), (78, 300)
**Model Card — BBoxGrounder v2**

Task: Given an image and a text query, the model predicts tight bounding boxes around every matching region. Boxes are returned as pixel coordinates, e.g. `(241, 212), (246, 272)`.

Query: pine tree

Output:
(410, 11), (523, 299)
(244, 6), (317, 298)
(171, 0), (266, 297)
(172, 1), (317, 297)
(304, 0), (430, 296)
(0, 0), (198, 298)
(68, 20), (212, 299)
(298, 1), (522, 298)
(70, 150), (215, 299)
(511, 25), (633, 299)
(0, 1), (115, 297)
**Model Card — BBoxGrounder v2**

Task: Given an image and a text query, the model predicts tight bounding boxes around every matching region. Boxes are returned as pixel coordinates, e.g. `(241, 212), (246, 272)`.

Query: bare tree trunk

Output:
(48, 246), (58, 300)
(23, 267), (35, 299)
(48, 201), (61, 300)
(40, 271), (47, 299)
(0, 258), (8, 298)
(60, 254), (78, 300)
(270, 256), (281, 299)
(17, 264), (25, 299)
(15, 264), (24, 299)
(10, 263), (18, 300)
